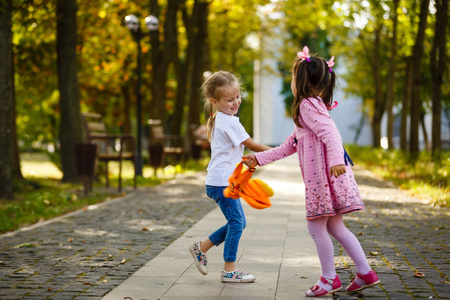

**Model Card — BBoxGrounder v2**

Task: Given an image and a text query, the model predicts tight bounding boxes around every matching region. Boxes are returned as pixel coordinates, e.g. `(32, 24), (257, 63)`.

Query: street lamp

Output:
(124, 14), (159, 176)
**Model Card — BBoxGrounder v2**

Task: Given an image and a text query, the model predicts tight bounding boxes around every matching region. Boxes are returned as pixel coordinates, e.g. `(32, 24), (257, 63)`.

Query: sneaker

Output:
(305, 275), (342, 297)
(346, 270), (380, 293)
(188, 242), (208, 275)
(221, 269), (255, 283)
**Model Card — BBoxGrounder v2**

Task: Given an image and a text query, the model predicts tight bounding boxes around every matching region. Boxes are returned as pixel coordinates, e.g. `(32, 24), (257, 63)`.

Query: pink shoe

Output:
(305, 275), (342, 297)
(346, 270), (380, 293)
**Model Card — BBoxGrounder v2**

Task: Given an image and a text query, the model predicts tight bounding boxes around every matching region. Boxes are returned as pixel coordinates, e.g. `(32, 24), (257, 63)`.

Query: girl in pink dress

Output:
(244, 47), (380, 297)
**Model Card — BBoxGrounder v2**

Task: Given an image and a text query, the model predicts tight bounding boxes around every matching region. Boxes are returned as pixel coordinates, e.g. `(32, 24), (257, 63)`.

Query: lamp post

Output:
(124, 14), (159, 176)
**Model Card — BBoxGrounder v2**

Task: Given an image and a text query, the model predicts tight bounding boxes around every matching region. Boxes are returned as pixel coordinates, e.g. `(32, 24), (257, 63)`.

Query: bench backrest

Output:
(82, 113), (107, 140)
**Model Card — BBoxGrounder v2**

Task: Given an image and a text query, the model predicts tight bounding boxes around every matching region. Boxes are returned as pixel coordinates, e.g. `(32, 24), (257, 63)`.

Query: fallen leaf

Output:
(103, 280), (108, 283)
(442, 281), (450, 284)
(108, 255), (113, 258)
(120, 258), (126, 264)
(82, 240), (86, 243)
(414, 272), (425, 278)
(138, 209), (145, 213)
(47, 288), (52, 291)
(14, 243), (37, 248)
(301, 276), (308, 279)
(83, 282), (90, 285)
(370, 251), (379, 256)
(358, 231), (364, 235)
(142, 227), (149, 231)
(68, 238), (74, 242)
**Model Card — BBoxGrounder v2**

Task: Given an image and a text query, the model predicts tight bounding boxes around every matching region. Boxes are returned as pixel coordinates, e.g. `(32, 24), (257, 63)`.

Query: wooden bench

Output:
(82, 113), (136, 192)
(148, 119), (185, 169)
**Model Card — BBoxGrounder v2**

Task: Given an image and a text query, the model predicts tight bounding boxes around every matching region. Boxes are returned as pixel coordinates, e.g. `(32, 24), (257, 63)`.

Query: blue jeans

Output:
(206, 185), (246, 262)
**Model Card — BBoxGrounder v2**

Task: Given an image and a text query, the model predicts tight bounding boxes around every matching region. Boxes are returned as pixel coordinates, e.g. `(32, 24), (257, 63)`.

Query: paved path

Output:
(1, 155), (449, 299)
(0, 174), (217, 299)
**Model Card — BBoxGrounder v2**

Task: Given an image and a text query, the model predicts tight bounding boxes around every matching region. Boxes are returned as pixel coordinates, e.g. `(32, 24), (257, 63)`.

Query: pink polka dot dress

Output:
(255, 97), (364, 220)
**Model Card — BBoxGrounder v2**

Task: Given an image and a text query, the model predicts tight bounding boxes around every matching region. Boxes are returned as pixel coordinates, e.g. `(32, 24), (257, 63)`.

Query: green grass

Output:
(346, 145), (450, 207)
(1, 152), (210, 234)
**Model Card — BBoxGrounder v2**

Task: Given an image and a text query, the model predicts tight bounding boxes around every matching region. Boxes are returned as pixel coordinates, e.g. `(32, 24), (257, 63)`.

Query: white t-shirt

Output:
(206, 112), (250, 186)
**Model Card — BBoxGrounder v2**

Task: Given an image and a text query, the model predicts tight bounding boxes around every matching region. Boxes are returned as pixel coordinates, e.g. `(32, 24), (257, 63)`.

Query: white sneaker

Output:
(188, 242), (208, 275)
(221, 269), (255, 283)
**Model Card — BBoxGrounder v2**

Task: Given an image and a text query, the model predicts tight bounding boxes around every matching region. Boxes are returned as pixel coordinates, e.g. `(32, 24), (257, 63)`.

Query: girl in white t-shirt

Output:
(189, 71), (270, 283)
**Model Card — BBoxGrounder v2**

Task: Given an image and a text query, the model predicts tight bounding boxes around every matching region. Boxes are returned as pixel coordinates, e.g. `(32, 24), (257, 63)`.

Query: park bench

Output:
(148, 119), (185, 170)
(82, 113), (137, 192)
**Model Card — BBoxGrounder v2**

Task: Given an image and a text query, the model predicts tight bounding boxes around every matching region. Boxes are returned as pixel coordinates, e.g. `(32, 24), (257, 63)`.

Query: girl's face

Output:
(212, 83), (241, 116)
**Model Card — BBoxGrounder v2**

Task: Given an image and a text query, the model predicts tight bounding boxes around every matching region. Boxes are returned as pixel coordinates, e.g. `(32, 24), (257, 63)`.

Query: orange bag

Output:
(223, 161), (274, 209)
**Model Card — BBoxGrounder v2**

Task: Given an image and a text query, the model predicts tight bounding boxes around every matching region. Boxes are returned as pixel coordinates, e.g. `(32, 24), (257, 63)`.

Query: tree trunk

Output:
(400, 56), (413, 151)
(420, 110), (430, 151)
(11, 37), (22, 179)
(172, 0), (193, 137)
(371, 27), (385, 148)
(150, 0), (178, 126)
(430, 0), (448, 161)
(56, 0), (83, 182)
(0, 0), (14, 199)
(187, 0), (209, 128)
(409, 0), (430, 158)
(353, 110), (367, 145)
(386, 0), (399, 149)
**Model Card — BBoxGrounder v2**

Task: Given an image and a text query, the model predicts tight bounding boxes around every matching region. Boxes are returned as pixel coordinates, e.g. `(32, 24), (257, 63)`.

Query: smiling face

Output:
(212, 83), (241, 116)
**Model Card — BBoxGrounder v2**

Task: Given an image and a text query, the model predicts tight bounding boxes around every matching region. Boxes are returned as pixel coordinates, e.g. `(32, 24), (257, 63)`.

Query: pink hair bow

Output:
(297, 46), (310, 62)
(327, 56), (335, 73)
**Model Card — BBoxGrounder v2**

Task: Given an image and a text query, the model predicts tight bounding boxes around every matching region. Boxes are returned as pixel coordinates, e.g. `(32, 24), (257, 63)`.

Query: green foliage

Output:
(346, 145), (450, 207)
(208, 0), (270, 132)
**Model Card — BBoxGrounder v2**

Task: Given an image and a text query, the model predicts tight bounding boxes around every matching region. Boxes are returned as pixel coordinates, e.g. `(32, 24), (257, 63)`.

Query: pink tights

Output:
(307, 214), (371, 282)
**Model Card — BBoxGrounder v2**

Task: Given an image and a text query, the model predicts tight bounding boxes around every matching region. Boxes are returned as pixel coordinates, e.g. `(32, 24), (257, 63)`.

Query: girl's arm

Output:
(242, 137), (271, 152)
(250, 130), (297, 167)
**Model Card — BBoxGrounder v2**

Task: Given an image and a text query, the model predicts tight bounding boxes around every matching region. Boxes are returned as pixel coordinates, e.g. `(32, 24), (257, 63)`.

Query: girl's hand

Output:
(330, 165), (346, 177)
(242, 154), (258, 167)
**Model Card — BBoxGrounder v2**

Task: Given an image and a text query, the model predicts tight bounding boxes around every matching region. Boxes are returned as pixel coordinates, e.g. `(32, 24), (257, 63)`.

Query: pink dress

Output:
(255, 97), (364, 220)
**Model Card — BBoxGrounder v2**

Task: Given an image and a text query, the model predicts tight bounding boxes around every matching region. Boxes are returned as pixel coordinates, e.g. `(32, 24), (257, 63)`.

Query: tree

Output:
(400, 56), (413, 151)
(370, 26), (385, 148)
(0, 0), (14, 199)
(187, 0), (208, 129)
(409, 0), (430, 157)
(56, 0), (83, 181)
(149, 0), (178, 123)
(430, 0), (448, 161)
(386, 0), (399, 149)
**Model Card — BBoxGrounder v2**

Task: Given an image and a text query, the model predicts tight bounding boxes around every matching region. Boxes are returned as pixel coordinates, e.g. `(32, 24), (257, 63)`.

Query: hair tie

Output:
(326, 56), (335, 73)
(297, 46), (310, 62)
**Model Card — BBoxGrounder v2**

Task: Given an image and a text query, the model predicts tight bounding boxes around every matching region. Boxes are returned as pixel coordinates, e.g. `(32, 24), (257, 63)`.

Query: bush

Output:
(345, 145), (449, 207)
